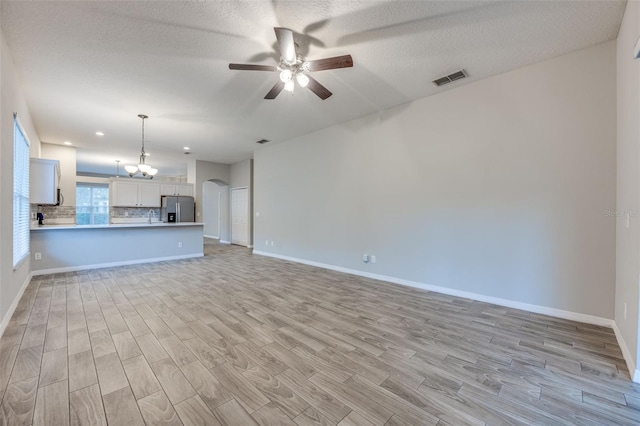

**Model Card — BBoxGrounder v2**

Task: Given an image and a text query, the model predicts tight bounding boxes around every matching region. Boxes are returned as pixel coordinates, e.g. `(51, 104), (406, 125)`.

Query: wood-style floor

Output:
(0, 240), (639, 425)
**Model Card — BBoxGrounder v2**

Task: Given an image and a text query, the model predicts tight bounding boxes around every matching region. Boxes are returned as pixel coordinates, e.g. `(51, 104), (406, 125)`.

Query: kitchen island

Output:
(30, 222), (204, 274)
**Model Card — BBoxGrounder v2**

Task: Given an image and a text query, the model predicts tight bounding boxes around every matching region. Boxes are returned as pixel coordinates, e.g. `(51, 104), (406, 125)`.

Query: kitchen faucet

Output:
(148, 209), (155, 224)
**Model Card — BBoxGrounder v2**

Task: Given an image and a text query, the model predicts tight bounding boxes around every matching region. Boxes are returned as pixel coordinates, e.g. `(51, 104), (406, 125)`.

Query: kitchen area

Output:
(29, 144), (205, 274)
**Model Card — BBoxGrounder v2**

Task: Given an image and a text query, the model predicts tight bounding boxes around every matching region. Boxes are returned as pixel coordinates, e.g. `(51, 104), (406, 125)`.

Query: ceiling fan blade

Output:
(229, 63), (277, 71)
(274, 27), (296, 64)
(306, 75), (332, 100)
(305, 55), (353, 72)
(264, 81), (285, 99)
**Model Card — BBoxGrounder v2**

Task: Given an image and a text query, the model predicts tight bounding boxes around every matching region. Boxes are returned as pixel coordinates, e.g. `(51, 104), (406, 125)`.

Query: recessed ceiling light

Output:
(145, 153), (150, 156)
(183, 146), (190, 150)
(63, 141), (72, 146)
(95, 131), (104, 136)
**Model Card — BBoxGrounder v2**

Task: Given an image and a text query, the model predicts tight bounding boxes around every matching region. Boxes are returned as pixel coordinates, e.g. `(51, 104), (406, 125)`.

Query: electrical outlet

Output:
(363, 254), (369, 263)
(265, 240), (269, 246)
(271, 241), (274, 246)
(125, 211), (129, 217)
(34, 252), (41, 260)
(178, 242), (183, 248)
(370, 255), (376, 263)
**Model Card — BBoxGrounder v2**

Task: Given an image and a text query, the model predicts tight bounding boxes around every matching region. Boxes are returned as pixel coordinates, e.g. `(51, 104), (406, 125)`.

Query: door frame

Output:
(230, 186), (250, 247)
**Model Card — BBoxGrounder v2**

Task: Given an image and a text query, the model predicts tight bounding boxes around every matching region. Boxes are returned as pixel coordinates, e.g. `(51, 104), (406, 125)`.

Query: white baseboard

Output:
(0, 272), (33, 340)
(31, 253), (204, 276)
(219, 240), (231, 245)
(204, 234), (219, 239)
(252, 250), (614, 328)
(255, 250), (640, 379)
(612, 322), (639, 383)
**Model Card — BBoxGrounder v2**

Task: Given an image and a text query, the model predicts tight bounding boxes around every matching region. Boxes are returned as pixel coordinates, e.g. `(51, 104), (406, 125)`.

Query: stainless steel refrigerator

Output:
(161, 196), (195, 223)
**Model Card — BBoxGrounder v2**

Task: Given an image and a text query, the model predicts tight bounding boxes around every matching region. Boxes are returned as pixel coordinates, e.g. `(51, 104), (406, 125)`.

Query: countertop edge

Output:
(31, 222), (205, 231)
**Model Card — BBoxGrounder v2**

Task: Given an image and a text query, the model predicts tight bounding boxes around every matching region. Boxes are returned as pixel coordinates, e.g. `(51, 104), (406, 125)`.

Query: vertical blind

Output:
(13, 114), (30, 268)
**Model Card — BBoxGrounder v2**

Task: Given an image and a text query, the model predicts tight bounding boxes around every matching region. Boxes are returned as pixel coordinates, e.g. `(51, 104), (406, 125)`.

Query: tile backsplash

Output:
(110, 207), (161, 223)
(31, 204), (76, 225)
(30, 205), (162, 225)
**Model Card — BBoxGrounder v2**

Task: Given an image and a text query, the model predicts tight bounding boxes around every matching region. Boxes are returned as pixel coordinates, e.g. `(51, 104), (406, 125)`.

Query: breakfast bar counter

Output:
(30, 222), (204, 274)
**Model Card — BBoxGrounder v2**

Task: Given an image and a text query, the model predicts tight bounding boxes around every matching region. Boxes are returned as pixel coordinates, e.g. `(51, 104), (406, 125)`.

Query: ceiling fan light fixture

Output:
(296, 73), (309, 88)
(229, 27), (353, 100)
(279, 69), (292, 83)
(284, 79), (295, 93)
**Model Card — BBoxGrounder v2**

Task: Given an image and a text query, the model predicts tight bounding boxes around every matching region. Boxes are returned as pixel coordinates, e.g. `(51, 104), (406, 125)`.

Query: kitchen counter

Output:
(31, 222), (204, 231)
(30, 222), (204, 274)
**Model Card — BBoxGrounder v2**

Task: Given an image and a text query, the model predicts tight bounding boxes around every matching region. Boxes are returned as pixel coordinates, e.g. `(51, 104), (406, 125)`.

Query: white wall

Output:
(255, 41), (616, 320)
(41, 142), (76, 206)
(616, 0), (640, 380)
(0, 21), (42, 335)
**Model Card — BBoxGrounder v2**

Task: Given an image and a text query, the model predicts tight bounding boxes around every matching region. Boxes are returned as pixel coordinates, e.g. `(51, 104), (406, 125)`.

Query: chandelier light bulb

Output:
(138, 164), (151, 173)
(124, 165), (138, 177)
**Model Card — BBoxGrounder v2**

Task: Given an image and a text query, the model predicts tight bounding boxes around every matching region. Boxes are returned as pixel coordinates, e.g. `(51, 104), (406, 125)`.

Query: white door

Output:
(231, 187), (249, 246)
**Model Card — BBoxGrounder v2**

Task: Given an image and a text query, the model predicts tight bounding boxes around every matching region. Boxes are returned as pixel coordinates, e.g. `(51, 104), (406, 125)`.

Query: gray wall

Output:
(188, 159), (229, 224)
(616, 1), (640, 378)
(31, 225), (203, 273)
(0, 21), (42, 334)
(254, 41), (616, 320)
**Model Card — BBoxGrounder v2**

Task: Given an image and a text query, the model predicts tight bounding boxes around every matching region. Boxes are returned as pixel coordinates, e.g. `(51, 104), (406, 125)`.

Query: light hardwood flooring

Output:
(1, 240), (639, 425)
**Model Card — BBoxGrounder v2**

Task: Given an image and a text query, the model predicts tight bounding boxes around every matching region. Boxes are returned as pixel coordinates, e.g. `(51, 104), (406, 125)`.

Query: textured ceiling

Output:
(0, 1), (626, 178)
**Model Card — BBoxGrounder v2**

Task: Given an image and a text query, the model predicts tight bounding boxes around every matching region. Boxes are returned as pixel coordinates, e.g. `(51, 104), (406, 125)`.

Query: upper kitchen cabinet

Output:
(30, 158), (60, 205)
(160, 183), (193, 197)
(111, 180), (161, 207)
(138, 182), (161, 206)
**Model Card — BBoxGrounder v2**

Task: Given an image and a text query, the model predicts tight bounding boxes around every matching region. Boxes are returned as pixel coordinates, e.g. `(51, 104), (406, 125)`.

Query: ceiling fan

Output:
(229, 27), (353, 100)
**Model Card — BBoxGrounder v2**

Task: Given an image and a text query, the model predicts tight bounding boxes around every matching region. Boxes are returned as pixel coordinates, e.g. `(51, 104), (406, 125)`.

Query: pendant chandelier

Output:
(125, 114), (157, 178)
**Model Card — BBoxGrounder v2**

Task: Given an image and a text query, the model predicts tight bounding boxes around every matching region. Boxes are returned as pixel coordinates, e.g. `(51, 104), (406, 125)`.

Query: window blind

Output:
(13, 114), (30, 268)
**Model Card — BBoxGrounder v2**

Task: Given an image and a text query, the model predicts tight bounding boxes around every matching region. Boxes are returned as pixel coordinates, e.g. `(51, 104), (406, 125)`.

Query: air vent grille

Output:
(433, 69), (467, 87)
(256, 139), (270, 144)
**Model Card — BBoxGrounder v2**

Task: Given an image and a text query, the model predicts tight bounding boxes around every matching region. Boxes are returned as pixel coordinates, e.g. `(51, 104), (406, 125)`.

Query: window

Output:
(13, 115), (30, 268)
(76, 184), (109, 225)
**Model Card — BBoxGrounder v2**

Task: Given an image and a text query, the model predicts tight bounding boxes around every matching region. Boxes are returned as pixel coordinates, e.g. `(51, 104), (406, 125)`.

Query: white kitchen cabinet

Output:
(160, 183), (193, 197)
(30, 158), (60, 205)
(138, 182), (161, 207)
(111, 180), (161, 207)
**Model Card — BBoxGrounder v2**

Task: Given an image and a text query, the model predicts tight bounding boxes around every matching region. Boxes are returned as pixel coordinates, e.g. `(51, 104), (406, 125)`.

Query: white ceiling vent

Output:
(432, 70), (468, 87)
